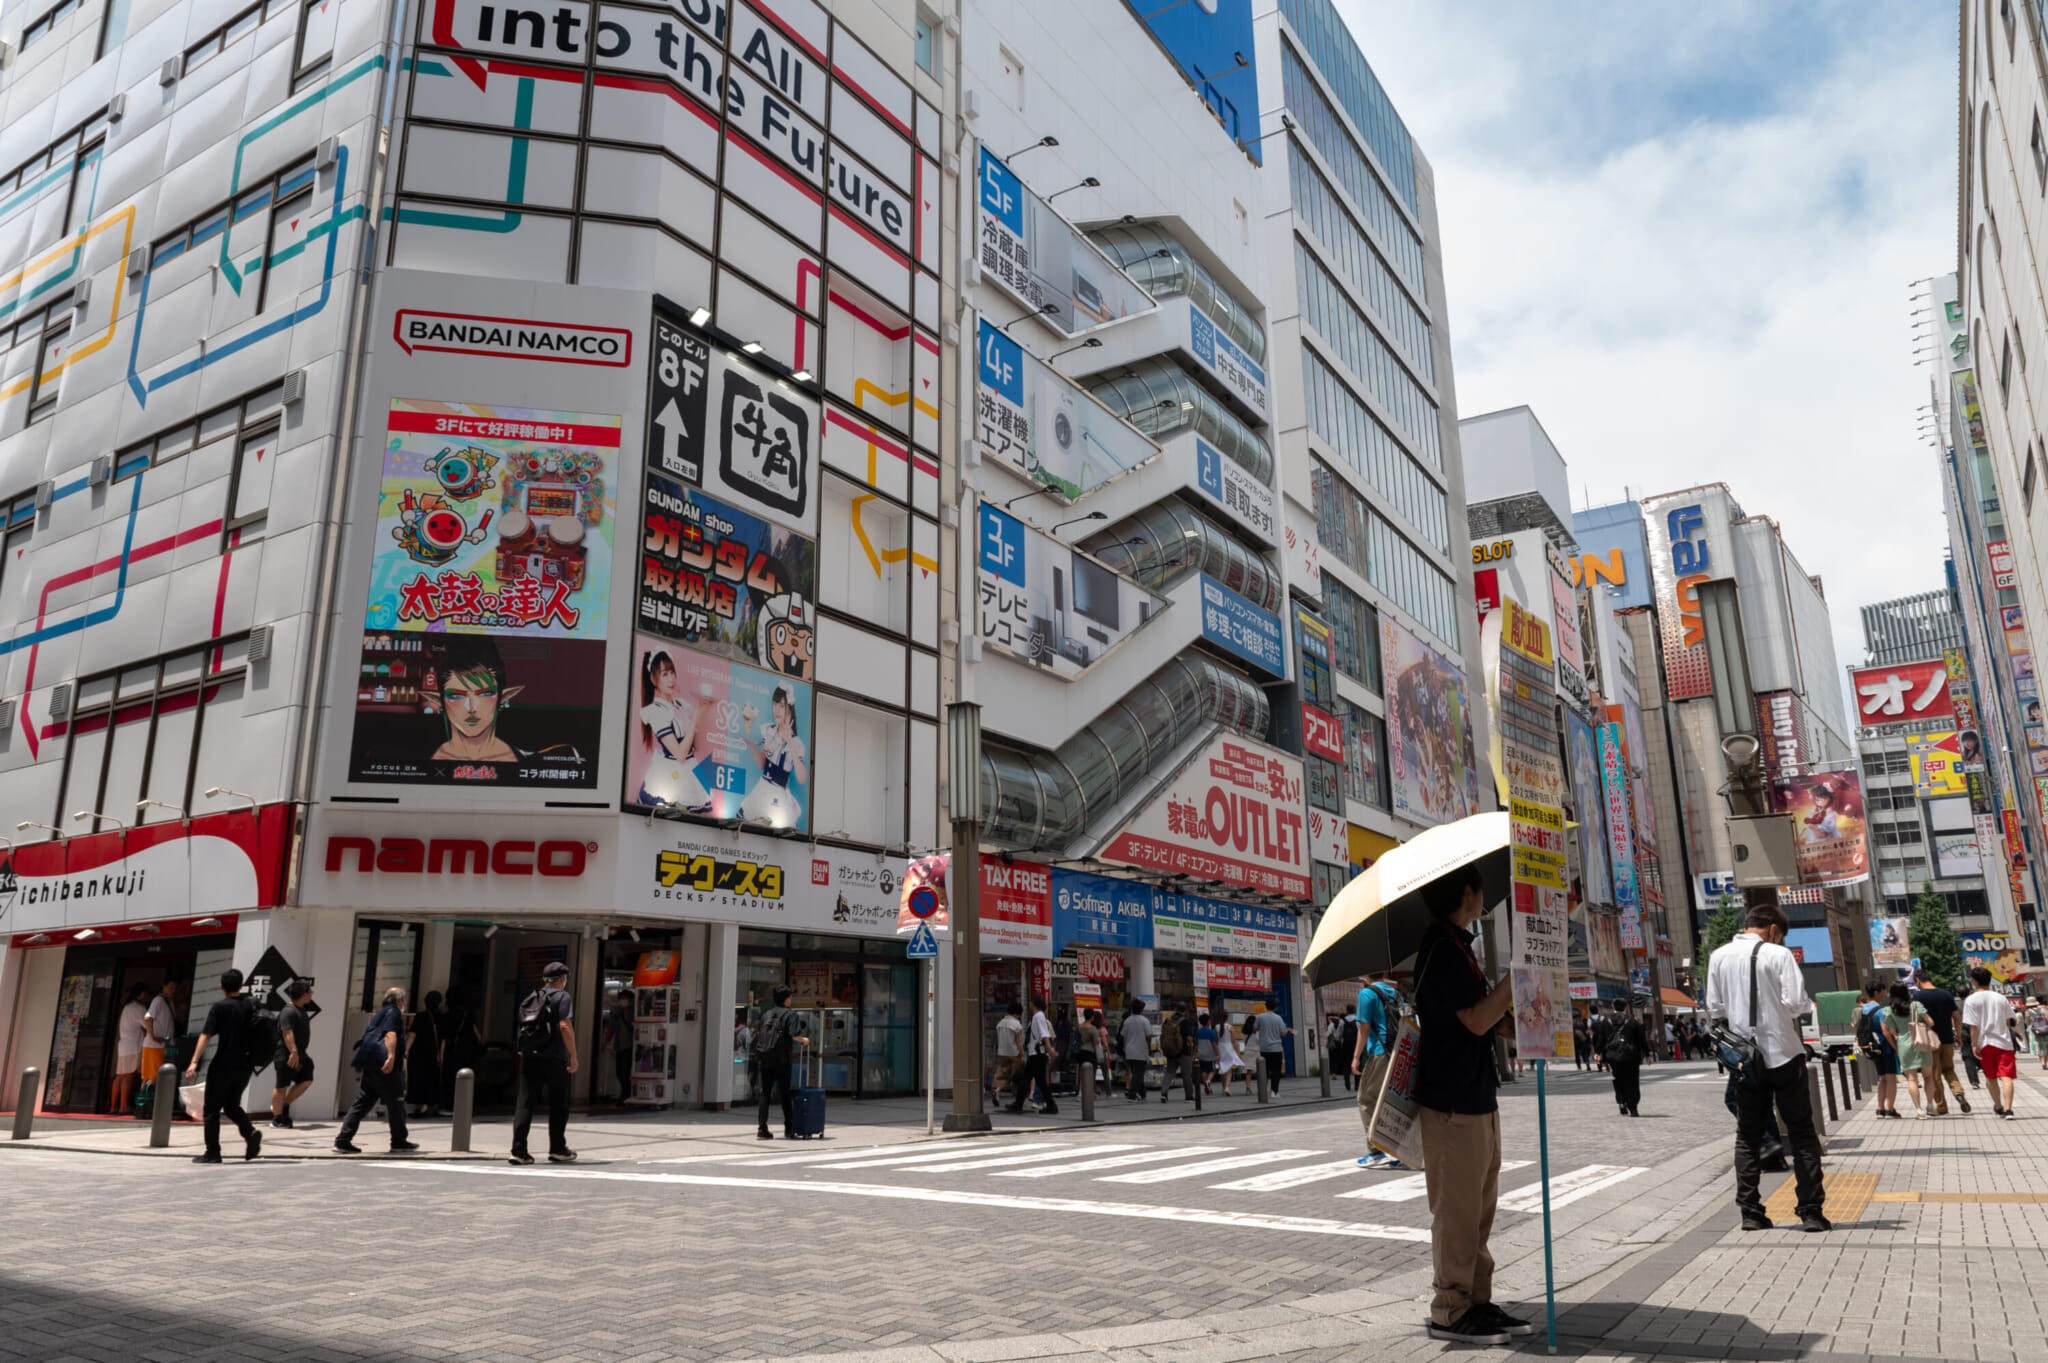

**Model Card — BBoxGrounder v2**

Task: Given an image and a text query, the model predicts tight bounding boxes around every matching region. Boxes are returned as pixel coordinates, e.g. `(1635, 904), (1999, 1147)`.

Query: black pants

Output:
(513, 1056), (571, 1156)
(613, 1049), (633, 1101)
(1165, 1052), (1196, 1100)
(338, 1065), (409, 1147)
(1331, 1050), (1352, 1090)
(1723, 1071), (1781, 1145)
(1261, 1051), (1285, 1093)
(1126, 1057), (1147, 1099)
(1734, 1056), (1823, 1220)
(203, 1065), (256, 1155)
(1610, 1061), (1641, 1112)
(757, 1058), (793, 1133)
(1012, 1054), (1057, 1113)
(1573, 1040), (1590, 1070)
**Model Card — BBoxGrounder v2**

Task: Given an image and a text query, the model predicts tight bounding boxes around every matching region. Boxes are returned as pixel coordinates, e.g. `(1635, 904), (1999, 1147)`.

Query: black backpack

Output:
(750, 1007), (791, 1058)
(1604, 1023), (1640, 1067)
(246, 1007), (280, 1075)
(516, 989), (560, 1056)
(1854, 1004), (1880, 1056)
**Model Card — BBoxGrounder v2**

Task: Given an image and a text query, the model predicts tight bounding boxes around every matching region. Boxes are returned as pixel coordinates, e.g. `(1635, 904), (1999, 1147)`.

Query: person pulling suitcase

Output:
(751, 985), (811, 1139)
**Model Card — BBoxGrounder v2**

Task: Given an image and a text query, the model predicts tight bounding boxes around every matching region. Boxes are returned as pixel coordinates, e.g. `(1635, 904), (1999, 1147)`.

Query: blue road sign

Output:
(906, 922), (939, 959)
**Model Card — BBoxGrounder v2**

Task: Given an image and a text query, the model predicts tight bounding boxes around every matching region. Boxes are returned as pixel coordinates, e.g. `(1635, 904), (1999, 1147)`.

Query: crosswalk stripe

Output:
(993, 1146), (1230, 1178)
(1211, 1158), (1379, 1192)
(1100, 1149), (1324, 1184)
(1335, 1161), (1532, 1202)
(815, 1143), (1076, 1170)
(370, 1163), (1435, 1242)
(916, 1144), (1142, 1173)
(1497, 1165), (1645, 1213)
(720, 1146), (958, 1167)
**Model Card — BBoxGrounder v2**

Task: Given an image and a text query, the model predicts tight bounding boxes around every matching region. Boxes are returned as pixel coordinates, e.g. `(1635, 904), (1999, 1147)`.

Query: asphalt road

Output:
(1, 1059), (1744, 1362)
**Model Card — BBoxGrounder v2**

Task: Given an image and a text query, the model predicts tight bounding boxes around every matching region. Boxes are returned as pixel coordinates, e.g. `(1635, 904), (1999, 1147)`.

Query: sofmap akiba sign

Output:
(1, 806), (294, 934)
(1100, 734), (1310, 898)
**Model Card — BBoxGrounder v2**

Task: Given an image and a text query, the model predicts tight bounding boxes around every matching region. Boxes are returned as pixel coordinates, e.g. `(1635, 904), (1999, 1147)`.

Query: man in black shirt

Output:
(1412, 865), (1525, 1347)
(1913, 969), (1971, 1115)
(511, 961), (580, 1164)
(269, 981), (316, 1128)
(184, 969), (261, 1164)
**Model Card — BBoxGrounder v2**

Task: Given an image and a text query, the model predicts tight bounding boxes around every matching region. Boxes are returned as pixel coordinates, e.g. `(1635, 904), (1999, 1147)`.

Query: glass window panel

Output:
(98, 705), (152, 828)
(60, 720), (111, 825)
(189, 676), (248, 793)
(140, 699), (198, 820)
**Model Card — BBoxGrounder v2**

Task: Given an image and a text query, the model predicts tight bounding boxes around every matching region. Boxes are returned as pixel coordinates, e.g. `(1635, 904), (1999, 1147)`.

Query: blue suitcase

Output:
(789, 1051), (826, 1139)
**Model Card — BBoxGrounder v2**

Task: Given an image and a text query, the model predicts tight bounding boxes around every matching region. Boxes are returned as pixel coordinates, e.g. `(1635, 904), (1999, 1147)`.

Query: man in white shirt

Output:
(111, 983), (152, 1116)
(993, 1002), (1025, 1106)
(1962, 968), (2020, 1119)
(1009, 997), (1059, 1116)
(1705, 902), (1827, 1233)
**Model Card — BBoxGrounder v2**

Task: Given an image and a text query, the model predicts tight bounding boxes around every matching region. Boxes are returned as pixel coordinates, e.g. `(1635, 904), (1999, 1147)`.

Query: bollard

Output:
(1193, 1058), (1203, 1110)
(1806, 1062), (1827, 1138)
(1319, 1057), (1332, 1099)
(149, 1063), (179, 1147)
(10, 1067), (38, 1140)
(1256, 1053), (1270, 1105)
(1821, 1054), (1839, 1124)
(450, 1068), (475, 1152)
(1080, 1061), (1095, 1122)
(1850, 1055), (1863, 1101)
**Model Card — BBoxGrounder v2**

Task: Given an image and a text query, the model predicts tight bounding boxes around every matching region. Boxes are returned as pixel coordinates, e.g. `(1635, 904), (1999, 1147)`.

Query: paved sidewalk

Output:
(0, 1079), (1352, 1162)
(696, 1061), (2048, 1362)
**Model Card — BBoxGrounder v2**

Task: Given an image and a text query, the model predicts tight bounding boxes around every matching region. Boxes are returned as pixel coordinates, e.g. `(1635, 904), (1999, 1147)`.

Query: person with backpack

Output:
(1857, 980), (1900, 1117)
(1353, 970), (1409, 1170)
(1601, 1004), (1647, 1117)
(511, 961), (579, 1162)
(1571, 1014), (1592, 1070)
(1119, 1001), (1152, 1100)
(750, 984), (810, 1139)
(269, 980), (316, 1128)
(336, 986), (419, 1155)
(183, 968), (265, 1164)
(1155, 1004), (1185, 1105)
(1588, 1001), (1615, 1072)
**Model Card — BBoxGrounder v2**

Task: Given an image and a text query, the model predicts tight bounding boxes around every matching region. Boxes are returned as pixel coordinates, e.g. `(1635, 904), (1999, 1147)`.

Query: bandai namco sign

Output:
(324, 835), (594, 877)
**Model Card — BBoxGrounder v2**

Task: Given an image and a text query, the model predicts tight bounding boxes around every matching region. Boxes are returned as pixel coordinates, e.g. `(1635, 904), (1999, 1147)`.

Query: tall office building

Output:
(1862, 590), (1967, 668)
(1955, 2), (2048, 963)
(1253, 0), (1491, 894)
(0, 0), (953, 1118)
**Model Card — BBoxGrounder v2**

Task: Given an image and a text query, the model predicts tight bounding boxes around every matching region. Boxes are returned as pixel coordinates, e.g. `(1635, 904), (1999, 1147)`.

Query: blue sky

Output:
(1334, 2), (1960, 677)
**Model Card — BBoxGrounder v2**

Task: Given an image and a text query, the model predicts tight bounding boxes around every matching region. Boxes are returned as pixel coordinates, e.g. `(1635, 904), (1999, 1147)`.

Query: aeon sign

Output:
(325, 836), (593, 877)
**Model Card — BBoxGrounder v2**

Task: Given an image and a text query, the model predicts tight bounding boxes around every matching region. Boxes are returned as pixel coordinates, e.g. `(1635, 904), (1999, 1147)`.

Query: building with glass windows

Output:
(0, 0), (954, 1121)
(1253, 0), (1492, 939)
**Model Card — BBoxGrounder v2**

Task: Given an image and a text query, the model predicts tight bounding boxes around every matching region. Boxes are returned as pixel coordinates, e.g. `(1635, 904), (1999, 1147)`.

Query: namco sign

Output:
(324, 836), (594, 877)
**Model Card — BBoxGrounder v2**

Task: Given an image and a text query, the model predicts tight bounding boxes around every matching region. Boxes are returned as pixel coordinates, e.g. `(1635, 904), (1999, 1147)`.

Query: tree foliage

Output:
(1908, 884), (1966, 993)
(1702, 892), (1746, 958)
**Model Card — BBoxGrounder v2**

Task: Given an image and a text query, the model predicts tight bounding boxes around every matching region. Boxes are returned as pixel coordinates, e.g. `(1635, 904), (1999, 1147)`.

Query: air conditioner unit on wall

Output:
(246, 624), (274, 662)
(1729, 814), (1802, 888)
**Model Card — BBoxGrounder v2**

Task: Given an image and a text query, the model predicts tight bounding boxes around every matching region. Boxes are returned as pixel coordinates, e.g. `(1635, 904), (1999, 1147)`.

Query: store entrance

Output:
(737, 930), (917, 1098)
(42, 935), (235, 1115)
(440, 924), (585, 1110)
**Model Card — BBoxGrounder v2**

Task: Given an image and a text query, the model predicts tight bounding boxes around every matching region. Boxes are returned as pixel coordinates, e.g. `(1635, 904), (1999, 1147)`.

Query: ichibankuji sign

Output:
(1100, 733), (1310, 898)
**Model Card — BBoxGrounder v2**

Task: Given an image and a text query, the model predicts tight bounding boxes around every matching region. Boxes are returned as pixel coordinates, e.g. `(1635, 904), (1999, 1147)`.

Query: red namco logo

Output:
(325, 836), (592, 877)
(811, 860), (831, 886)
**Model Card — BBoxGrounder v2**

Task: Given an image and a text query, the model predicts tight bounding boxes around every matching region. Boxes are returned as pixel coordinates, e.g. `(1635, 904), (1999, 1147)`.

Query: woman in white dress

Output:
(638, 650), (713, 812)
(740, 686), (809, 827)
(1213, 1013), (1244, 1097)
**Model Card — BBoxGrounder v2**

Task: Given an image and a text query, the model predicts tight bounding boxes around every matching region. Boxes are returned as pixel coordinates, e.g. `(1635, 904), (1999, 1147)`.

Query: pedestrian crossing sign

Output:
(907, 922), (939, 958)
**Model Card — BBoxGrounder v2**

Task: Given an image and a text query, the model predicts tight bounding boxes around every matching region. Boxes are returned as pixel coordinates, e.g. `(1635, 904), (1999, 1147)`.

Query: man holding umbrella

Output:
(1413, 864), (1528, 1345)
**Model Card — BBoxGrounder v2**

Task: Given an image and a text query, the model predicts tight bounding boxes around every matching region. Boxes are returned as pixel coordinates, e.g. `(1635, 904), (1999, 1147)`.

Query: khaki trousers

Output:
(1356, 1050), (1393, 1142)
(1419, 1106), (1501, 1326)
(1929, 1044), (1967, 1113)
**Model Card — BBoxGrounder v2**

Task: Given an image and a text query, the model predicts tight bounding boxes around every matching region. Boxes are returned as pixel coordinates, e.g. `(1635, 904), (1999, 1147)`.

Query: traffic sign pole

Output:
(925, 956), (936, 1135)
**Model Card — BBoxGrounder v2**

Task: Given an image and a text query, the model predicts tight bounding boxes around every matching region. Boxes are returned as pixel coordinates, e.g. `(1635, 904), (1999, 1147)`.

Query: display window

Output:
(738, 930), (917, 1097)
(39, 934), (234, 1115)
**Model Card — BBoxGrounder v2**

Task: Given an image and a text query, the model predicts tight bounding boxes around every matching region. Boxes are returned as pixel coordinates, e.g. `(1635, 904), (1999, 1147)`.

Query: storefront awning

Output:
(1660, 987), (1699, 1012)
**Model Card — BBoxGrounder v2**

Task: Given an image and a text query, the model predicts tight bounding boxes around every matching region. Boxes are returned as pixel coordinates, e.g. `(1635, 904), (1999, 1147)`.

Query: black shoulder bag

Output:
(1709, 939), (1770, 1088)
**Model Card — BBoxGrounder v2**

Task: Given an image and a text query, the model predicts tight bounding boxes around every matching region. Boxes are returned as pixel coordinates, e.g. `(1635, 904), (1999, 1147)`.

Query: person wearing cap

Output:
(511, 961), (579, 1165)
(335, 986), (419, 1155)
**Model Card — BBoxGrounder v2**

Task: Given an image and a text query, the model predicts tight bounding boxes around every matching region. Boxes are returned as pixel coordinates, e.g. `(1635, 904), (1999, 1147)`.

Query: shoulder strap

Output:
(1748, 937), (1762, 1032)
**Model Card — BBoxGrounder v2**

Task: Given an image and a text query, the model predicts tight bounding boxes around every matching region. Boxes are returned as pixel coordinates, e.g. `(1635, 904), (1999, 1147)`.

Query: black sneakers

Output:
(548, 1149), (578, 1163)
(1800, 1214), (1833, 1232)
(1478, 1303), (1535, 1337)
(508, 1151), (535, 1165)
(390, 1140), (420, 1153)
(192, 1151), (222, 1164)
(332, 1138), (362, 1154)
(1741, 1213), (1773, 1231)
(271, 1113), (294, 1129)
(1425, 1310), (1512, 1346)
(244, 1130), (262, 1161)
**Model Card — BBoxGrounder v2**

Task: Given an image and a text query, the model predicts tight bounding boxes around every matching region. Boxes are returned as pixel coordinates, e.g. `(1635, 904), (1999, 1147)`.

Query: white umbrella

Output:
(1303, 811), (1511, 987)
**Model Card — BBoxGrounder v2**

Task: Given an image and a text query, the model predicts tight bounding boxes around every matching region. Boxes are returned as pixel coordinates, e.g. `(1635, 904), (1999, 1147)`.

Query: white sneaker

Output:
(1357, 1152), (1388, 1168)
(1915, 1111), (1928, 1120)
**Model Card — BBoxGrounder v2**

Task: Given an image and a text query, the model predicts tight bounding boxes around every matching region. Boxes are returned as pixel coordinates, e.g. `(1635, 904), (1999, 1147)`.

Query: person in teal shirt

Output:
(1353, 972), (1407, 1170)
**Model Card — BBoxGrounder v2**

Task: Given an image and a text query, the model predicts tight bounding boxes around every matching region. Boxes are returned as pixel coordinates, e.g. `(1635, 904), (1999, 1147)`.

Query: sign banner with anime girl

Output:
(1380, 616), (1479, 827)
(624, 635), (813, 832)
(1771, 771), (1871, 888)
(348, 399), (620, 787)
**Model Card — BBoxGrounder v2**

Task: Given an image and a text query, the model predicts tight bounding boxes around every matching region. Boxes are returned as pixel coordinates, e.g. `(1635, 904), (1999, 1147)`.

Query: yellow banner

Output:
(1501, 599), (1554, 666)
(1512, 845), (1567, 891)
(1510, 798), (1564, 830)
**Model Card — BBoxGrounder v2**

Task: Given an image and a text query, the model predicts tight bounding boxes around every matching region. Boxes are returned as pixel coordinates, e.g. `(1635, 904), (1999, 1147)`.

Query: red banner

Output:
(1851, 659), (1953, 727)
(1301, 704), (1344, 763)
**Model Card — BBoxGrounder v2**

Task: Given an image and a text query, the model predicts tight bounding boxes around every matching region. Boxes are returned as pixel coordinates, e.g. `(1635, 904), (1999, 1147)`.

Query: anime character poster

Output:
(624, 635), (813, 832)
(1771, 772), (1870, 888)
(1565, 712), (1613, 907)
(1380, 617), (1479, 826)
(348, 400), (619, 786)
(636, 472), (818, 680)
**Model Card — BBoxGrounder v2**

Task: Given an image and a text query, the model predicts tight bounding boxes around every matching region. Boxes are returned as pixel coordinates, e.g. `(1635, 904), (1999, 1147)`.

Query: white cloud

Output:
(1333, 2), (1958, 675)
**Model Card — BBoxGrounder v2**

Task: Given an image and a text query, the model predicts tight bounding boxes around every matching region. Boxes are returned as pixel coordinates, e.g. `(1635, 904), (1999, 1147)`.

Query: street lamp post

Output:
(945, 701), (991, 1131)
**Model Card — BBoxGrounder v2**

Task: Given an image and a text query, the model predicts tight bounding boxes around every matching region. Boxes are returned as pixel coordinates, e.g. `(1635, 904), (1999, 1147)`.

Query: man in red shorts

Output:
(1963, 966), (2020, 1119)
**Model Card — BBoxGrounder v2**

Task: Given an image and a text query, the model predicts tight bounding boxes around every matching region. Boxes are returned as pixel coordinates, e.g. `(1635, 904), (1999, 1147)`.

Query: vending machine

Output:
(628, 951), (682, 1107)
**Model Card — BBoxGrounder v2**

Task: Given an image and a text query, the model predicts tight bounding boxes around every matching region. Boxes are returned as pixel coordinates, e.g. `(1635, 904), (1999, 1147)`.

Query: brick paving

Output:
(18, 1058), (2023, 1362)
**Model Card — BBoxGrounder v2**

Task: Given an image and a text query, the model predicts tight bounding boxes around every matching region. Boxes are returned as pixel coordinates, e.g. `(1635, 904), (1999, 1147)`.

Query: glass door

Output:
(861, 962), (916, 1093)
